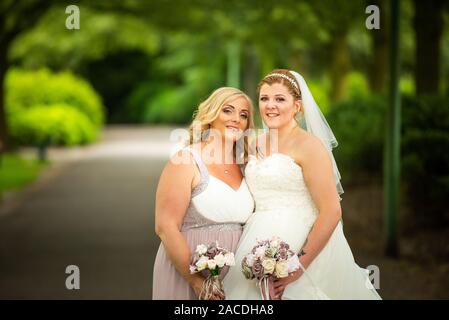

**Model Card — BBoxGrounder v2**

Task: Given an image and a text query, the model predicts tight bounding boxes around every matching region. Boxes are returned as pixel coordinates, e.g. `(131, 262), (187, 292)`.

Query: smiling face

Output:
(210, 96), (250, 142)
(259, 83), (300, 129)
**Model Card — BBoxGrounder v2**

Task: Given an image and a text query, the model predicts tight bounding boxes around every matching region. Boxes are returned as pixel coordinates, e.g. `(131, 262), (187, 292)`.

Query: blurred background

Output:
(0, 0), (448, 299)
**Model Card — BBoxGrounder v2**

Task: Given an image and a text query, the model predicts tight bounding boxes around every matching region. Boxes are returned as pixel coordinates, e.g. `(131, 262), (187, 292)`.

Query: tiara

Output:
(264, 73), (299, 90)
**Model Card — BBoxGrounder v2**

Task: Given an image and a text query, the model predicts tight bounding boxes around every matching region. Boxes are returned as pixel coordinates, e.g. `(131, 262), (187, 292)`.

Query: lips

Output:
(266, 113), (279, 118)
(226, 126), (241, 132)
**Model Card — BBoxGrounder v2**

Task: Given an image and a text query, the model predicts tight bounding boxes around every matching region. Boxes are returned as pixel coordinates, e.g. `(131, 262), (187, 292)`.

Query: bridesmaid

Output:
(153, 87), (255, 299)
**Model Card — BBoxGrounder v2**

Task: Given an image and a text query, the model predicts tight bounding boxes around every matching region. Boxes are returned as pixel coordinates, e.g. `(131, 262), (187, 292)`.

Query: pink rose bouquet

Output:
(241, 236), (302, 300)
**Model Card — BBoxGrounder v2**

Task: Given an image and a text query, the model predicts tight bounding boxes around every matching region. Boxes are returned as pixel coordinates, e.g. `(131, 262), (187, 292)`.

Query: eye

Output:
(240, 113), (248, 119)
(260, 97), (268, 102)
(276, 97), (285, 102)
(223, 108), (232, 114)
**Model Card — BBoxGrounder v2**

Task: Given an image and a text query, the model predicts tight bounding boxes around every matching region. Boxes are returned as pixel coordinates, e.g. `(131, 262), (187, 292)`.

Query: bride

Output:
(223, 69), (381, 300)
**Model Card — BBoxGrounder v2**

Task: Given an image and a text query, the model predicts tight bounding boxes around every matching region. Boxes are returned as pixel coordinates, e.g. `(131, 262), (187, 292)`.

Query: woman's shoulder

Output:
(291, 131), (329, 163)
(166, 145), (203, 172)
(160, 146), (199, 184)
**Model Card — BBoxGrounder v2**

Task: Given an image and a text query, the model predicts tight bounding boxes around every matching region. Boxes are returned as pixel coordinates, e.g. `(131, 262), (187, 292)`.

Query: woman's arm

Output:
(155, 150), (223, 299)
(273, 136), (342, 296)
(295, 137), (342, 268)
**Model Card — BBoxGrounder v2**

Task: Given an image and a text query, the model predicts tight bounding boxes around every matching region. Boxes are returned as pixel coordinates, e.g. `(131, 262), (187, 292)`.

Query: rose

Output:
(255, 246), (266, 259)
(265, 246), (278, 258)
(195, 244), (208, 255)
(270, 238), (280, 249)
(224, 252), (235, 266)
(287, 254), (300, 273)
(214, 253), (226, 268)
(206, 247), (219, 259)
(279, 241), (290, 250)
(277, 248), (288, 260)
(262, 258), (276, 275)
(242, 258), (254, 279)
(252, 260), (264, 279)
(207, 259), (217, 270)
(195, 255), (209, 271)
(274, 260), (289, 278)
(244, 253), (255, 267)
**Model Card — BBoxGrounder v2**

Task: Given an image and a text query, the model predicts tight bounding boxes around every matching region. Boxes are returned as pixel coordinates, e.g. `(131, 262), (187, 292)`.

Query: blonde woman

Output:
(153, 87), (255, 299)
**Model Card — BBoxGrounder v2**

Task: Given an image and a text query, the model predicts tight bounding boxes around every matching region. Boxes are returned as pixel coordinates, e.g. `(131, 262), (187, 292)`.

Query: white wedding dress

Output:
(223, 153), (381, 300)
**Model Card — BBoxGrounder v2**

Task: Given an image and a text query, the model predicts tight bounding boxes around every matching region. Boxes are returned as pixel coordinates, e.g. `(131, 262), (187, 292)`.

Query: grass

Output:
(0, 153), (47, 197)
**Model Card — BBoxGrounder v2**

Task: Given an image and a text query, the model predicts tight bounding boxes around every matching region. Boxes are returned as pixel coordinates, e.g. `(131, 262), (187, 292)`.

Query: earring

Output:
(202, 125), (211, 141)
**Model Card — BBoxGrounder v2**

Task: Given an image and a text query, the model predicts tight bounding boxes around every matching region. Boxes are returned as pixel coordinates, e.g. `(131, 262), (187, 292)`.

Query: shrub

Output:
(143, 86), (198, 124)
(307, 79), (330, 115)
(6, 68), (105, 126)
(9, 104), (97, 146)
(327, 95), (385, 178)
(401, 95), (449, 226)
(328, 94), (449, 226)
(346, 71), (370, 98)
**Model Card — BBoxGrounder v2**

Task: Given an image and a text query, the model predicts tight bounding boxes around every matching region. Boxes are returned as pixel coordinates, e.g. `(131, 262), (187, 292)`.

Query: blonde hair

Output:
(188, 87), (254, 162)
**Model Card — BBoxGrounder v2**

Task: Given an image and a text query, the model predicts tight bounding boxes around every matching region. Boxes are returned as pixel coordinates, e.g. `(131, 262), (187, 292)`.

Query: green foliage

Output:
(400, 75), (416, 95)
(122, 33), (226, 125)
(84, 50), (152, 123)
(345, 71), (370, 98)
(401, 95), (449, 226)
(9, 104), (97, 146)
(307, 78), (330, 115)
(328, 93), (449, 226)
(124, 82), (166, 123)
(0, 154), (47, 196)
(6, 68), (105, 126)
(327, 95), (385, 178)
(10, 6), (160, 71)
(143, 87), (198, 124)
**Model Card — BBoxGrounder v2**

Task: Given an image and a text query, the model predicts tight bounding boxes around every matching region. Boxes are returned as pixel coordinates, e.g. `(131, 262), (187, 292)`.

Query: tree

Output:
(0, 0), (55, 152)
(308, 0), (365, 102)
(368, 0), (390, 94)
(413, 0), (445, 95)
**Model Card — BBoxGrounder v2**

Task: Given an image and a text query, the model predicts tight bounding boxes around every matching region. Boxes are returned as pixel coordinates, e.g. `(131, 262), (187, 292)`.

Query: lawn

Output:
(0, 153), (47, 197)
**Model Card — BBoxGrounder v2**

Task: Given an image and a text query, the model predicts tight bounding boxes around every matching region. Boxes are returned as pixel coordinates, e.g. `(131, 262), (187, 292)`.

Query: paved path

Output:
(0, 126), (180, 299)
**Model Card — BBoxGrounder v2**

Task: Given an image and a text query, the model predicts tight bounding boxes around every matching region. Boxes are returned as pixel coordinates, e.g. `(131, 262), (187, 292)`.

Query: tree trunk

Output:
(369, 0), (389, 94)
(243, 47), (259, 101)
(413, 0), (444, 95)
(0, 44), (9, 153)
(243, 46), (261, 125)
(226, 40), (241, 88)
(329, 32), (351, 102)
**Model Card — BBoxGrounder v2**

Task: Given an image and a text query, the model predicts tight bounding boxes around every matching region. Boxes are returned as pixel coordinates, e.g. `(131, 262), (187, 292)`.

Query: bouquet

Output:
(190, 241), (235, 300)
(241, 236), (302, 300)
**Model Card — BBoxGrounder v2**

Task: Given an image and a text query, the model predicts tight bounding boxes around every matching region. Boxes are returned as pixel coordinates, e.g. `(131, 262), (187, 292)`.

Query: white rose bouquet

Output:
(189, 241), (235, 300)
(241, 236), (302, 300)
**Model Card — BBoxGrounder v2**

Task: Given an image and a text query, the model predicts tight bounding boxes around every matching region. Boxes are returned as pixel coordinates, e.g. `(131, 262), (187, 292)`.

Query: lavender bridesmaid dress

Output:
(152, 147), (254, 299)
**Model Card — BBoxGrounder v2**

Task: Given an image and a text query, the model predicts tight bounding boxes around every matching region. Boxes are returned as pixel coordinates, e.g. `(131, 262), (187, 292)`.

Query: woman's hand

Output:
(272, 269), (303, 299)
(190, 276), (226, 300)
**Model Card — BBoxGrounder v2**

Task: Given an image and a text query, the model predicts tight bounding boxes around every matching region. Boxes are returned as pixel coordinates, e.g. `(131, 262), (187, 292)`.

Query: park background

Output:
(0, 0), (448, 299)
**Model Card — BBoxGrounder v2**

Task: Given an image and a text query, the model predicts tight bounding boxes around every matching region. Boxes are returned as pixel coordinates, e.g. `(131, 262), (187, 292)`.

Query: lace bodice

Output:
(245, 153), (318, 228)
